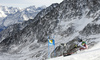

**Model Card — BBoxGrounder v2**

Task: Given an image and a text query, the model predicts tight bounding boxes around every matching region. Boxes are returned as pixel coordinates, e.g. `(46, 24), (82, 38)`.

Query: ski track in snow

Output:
(1, 1), (100, 60)
(0, 41), (100, 60)
(47, 42), (100, 60)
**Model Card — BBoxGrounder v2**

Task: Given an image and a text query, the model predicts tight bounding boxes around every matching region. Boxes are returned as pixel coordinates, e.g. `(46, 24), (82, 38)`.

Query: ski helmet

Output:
(82, 41), (86, 45)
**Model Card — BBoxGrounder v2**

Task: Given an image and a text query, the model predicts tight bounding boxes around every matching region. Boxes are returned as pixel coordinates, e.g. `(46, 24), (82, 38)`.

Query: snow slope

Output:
(48, 41), (100, 60)
(0, 39), (99, 60)
(0, 0), (100, 60)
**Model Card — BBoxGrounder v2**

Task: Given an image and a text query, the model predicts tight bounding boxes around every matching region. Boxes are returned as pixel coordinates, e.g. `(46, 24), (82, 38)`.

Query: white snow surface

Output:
(0, 5), (46, 28)
(0, 10), (7, 17)
(1, 1), (100, 60)
(48, 42), (100, 60)
(0, 40), (99, 60)
(0, 31), (100, 60)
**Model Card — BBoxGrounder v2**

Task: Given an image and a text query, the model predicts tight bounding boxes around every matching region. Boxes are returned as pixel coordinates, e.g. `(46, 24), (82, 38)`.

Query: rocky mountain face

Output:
(0, 0), (100, 60)
(0, 3), (58, 44)
(0, 5), (46, 32)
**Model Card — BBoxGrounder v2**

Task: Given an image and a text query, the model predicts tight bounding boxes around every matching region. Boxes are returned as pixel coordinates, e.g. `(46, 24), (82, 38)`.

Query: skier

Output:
(63, 39), (88, 56)
(78, 39), (88, 50)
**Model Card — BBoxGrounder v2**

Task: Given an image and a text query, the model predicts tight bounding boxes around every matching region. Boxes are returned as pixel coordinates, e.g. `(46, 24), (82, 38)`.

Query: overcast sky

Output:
(0, 0), (63, 8)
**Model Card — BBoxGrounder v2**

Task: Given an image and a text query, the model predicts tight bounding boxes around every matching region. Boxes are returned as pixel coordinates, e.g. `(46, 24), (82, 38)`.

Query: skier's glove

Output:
(74, 45), (77, 48)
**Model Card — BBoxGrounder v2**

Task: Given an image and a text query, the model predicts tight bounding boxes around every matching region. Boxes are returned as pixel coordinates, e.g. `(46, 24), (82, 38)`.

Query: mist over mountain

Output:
(0, 0), (100, 60)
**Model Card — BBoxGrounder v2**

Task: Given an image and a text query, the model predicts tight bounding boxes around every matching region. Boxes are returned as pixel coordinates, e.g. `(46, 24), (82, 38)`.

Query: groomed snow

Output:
(47, 42), (100, 60)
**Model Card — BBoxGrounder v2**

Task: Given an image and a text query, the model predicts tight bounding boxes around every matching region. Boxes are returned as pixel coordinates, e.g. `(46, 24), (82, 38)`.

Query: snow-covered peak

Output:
(0, 5), (46, 31)
(0, 5), (21, 31)
(0, 5), (19, 18)
(25, 5), (36, 10)
(0, 0), (100, 60)
(0, 10), (7, 17)
(0, 5), (20, 15)
(24, 5), (46, 11)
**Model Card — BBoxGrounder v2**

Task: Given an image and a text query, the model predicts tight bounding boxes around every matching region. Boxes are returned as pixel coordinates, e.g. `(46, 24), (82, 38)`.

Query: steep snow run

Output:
(0, 0), (100, 60)
(48, 41), (100, 60)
